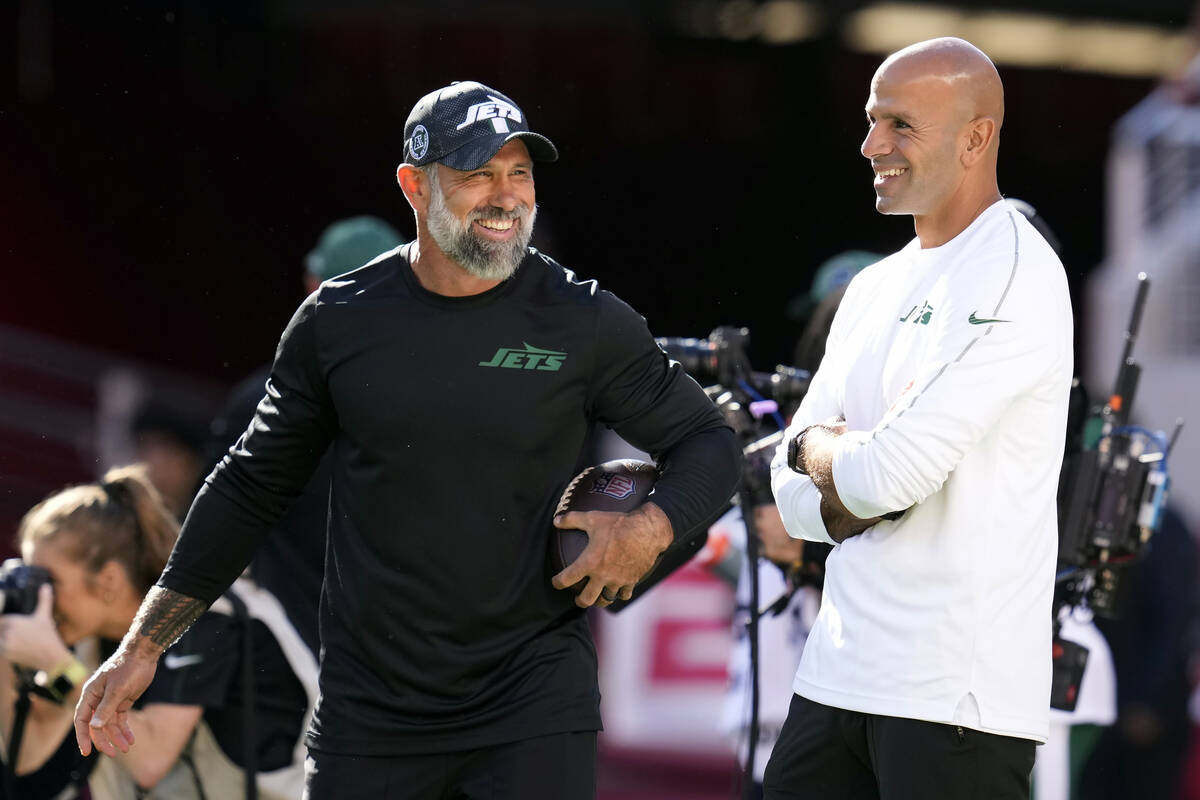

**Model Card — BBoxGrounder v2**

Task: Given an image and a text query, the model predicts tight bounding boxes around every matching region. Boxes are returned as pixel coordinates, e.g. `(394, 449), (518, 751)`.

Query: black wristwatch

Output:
(787, 425), (816, 476)
(34, 656), (89, 704)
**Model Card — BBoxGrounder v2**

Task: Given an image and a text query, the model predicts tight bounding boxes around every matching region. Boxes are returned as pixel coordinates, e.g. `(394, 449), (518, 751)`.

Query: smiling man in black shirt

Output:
(74, 81), (741, 799)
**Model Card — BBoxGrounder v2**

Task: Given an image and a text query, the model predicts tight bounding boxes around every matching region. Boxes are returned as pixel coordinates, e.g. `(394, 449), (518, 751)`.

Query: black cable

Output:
(738, 484), (762, 800)
(2, 682), (32, 800)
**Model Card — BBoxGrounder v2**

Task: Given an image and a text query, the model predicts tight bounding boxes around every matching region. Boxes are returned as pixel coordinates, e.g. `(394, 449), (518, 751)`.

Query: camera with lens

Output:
(658, 326), (811, 425)
(0, 558), (53, 712)
(1055, 274), (1180, 620)
(658, 326), (811, 506)
(0, 558), (51, 616)
(657, 325), (831, 589)
(1051, 274), (1182, 711)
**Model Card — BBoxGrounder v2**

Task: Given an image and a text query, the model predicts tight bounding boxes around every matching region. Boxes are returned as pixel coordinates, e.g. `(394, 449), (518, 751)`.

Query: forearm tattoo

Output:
(135, 586), (209, 649)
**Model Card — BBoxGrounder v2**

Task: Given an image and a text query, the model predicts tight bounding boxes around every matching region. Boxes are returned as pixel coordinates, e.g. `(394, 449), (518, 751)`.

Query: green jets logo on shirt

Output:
(478, 342), (567, 371)
(899, 301), (934, 325)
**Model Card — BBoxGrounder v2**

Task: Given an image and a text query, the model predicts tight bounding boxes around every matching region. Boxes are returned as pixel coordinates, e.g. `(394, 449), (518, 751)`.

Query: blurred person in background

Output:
(1079, 507), (1199, 800)
(712, 251), (874, 799)
(0, 464), (314, 799)
(1034, 597), (1117, 800)
(713, 502), (816, 800)
(75, 80), (739, 800)
(207, 215), (406, 657)
(130, 400), (209, 522)
(766, 38), (1073, 799)
(787, 251), (879, 375)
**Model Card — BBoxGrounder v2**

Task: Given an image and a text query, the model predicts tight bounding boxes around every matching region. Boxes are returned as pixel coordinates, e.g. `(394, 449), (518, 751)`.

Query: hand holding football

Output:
(549, 459), (659, 594)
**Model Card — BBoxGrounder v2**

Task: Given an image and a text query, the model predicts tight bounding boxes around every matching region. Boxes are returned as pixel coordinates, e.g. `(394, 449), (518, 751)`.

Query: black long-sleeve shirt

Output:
(160, 245), (741, 755)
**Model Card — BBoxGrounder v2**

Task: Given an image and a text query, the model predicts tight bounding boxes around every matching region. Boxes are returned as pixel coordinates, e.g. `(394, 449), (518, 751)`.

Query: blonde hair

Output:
(17, 464), (179, 593)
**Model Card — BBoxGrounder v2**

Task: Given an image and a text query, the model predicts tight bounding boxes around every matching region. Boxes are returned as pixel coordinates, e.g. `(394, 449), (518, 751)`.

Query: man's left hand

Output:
(551, 503), (673, 609)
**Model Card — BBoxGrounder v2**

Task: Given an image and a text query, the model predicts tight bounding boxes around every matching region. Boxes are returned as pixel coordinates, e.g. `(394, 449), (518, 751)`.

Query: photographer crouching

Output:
(0, 464), (315, 799)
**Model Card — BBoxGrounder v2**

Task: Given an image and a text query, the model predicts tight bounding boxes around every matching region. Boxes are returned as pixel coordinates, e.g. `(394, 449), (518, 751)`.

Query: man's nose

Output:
(487, 176), (525, 212)
(861, 125), (890, 160)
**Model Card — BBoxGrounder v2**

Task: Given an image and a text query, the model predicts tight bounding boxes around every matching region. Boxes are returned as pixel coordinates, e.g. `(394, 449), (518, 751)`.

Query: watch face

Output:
(50, 673), (74, 699)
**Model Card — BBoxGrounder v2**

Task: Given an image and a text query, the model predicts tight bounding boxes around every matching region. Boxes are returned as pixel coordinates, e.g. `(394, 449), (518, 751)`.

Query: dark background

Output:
(3, 0), (1191, 384)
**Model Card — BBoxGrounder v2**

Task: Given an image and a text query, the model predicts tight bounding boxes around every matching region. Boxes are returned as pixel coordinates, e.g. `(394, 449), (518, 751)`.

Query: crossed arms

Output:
(795, 420), (888, 543)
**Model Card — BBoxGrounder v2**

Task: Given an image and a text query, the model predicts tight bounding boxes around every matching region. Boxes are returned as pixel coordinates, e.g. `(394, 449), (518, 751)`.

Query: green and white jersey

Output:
(771, 200), (1074, 743)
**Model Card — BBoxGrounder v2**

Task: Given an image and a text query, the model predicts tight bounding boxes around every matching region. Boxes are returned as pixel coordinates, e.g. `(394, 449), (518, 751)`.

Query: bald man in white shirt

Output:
(764, 38), (1073, 800)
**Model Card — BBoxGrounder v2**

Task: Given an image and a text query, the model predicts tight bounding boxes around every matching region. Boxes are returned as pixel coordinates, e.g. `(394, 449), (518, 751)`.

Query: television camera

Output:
(656, 325), (817, 797)
(1051, 273), (1183, 709)
(1056, 273), (1180, 615)
(657, 325), (810, 505)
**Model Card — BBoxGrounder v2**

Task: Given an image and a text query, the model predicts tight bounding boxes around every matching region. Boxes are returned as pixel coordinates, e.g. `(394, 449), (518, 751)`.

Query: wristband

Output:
(787, 425), (817, 476)
(35, 655), (89, 704)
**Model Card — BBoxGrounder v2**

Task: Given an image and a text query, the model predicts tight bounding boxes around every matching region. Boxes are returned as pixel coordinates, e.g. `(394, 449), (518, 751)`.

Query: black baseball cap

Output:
(402, 81), (558, 171)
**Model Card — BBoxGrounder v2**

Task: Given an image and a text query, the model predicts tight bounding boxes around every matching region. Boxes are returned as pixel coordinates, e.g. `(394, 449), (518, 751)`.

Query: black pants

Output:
(303, 731), (596, 800)
(763, 694), (1035, 800)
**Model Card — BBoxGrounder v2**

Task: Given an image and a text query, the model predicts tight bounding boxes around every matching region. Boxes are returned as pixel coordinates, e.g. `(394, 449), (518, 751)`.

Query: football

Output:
(550, 459), (659, 588)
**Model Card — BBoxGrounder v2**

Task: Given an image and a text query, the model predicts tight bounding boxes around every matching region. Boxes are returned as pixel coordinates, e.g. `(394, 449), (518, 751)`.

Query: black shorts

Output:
(303, 731), (597, 800)
(763, 694), (1036, 800)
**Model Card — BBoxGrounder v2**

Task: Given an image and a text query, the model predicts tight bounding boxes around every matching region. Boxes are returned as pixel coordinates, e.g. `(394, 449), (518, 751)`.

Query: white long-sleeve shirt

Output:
(771, 200), (1073, 742)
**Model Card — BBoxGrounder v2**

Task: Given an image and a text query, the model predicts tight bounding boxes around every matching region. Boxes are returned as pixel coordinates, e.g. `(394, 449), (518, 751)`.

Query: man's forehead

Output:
(869, 41), (999, 118)
(871, 60), (957, 92)
(491, 138), (532, 162)
(868, 68), (957, 112)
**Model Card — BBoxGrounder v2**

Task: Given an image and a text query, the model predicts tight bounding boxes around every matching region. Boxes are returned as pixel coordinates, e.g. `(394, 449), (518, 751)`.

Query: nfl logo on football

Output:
(591, 473), (635, 500)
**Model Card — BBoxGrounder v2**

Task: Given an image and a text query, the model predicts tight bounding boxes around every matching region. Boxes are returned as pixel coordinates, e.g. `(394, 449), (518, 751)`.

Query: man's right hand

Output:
(820, 497), (883, 543)
(74, 638), (161, 756)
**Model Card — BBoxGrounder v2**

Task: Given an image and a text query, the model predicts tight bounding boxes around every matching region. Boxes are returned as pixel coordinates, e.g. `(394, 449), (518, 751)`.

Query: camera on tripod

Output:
(658, 326), (810, 427)
(658, 325), (822, 789)
(656, 325), (833, 592)
(658, 326), (810, 506)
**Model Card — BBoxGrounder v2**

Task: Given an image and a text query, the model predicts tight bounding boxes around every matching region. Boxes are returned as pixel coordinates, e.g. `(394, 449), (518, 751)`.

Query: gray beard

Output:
(425, 178), (537, 282)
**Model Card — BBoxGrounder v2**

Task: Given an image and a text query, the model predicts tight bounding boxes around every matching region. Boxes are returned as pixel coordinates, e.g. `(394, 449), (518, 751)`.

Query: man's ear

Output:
(961, 116), (997, 167)
(397, 164), (428, 212)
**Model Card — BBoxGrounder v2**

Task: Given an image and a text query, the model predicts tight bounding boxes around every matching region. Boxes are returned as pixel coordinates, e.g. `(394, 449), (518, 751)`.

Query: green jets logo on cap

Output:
(479, 343), (567, 371)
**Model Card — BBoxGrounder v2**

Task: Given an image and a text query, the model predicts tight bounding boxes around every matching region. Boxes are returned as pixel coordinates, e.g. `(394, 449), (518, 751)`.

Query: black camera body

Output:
(657, 326), (831, 589)
(0, 558), (51, 616)
(658, 326), (810, 504)
(658, 326), (811, 421)
(1055, 274), (1177, 619)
